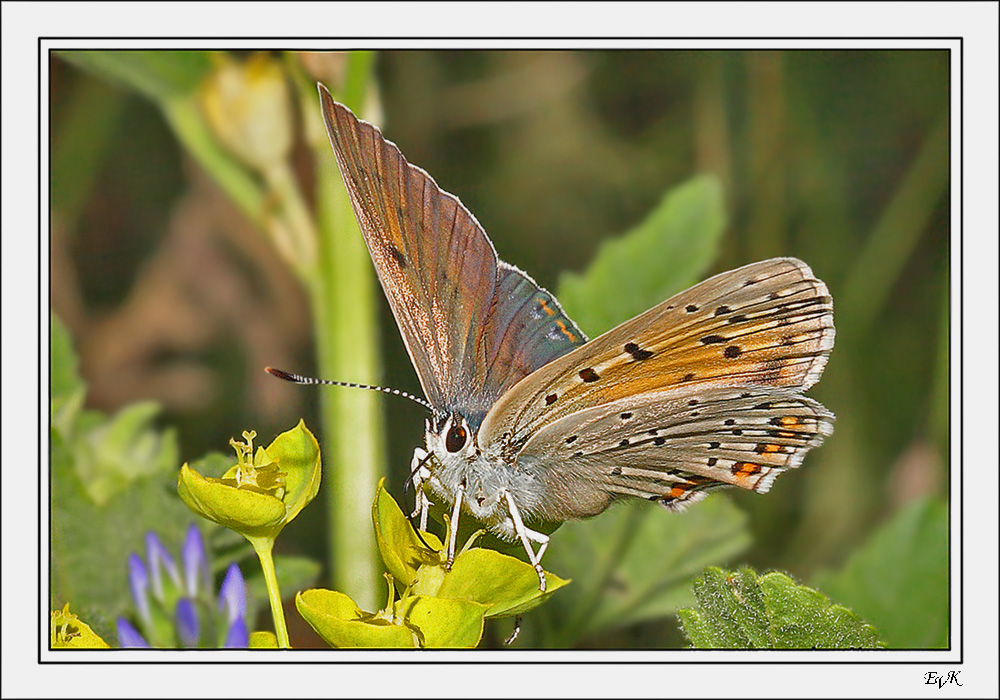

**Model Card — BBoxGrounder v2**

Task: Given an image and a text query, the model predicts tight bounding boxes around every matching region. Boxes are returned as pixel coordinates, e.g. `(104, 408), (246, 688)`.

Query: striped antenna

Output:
(266, 367), (434, 412)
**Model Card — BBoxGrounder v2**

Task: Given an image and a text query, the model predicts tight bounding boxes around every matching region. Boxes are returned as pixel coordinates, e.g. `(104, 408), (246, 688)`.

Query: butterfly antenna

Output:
(266, 367), (434, 412)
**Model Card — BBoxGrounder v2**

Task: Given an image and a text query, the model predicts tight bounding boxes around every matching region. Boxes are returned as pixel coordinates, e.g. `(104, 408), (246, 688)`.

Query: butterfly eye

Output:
(445, 423), (468, 453)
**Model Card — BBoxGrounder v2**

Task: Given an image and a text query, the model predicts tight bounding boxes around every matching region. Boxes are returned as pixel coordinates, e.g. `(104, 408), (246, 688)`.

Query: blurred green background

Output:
(49, 50), (950, 649)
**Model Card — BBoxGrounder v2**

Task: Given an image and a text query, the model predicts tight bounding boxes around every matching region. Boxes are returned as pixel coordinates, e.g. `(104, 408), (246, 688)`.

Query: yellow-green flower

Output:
(51, 604), (110, 649)
(178, 421), (320, 541)
(201, 52), (292, 174)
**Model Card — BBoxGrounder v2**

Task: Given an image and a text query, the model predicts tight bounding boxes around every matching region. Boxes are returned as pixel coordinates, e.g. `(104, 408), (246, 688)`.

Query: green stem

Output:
(249, 537), (290, 649)
(559, 506), (645, 645)
(840, 115), (949, 333)
(264, 161), (318, 281)
(311, 52), (384, 611)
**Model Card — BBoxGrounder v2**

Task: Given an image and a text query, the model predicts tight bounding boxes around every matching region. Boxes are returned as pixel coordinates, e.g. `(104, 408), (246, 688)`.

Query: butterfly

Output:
(308, 85), (834, 591)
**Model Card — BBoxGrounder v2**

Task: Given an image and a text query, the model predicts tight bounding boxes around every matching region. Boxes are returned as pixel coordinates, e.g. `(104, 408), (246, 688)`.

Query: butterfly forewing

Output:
(479, 258), (834, 448)
(320, 88), (585, 424)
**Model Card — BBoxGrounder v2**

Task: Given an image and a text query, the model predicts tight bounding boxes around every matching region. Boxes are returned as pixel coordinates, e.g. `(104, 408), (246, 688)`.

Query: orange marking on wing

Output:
(555, 320), (578, 343)
(731, 462), (763, 477)
(778, 416), (800, 426)
(759, 443), (782, 454)
(668, 484), (689, 499)
(538, 299), (557, 316)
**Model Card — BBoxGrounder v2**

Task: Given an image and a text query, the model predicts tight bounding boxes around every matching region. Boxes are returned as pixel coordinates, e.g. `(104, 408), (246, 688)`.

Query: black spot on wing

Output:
(624, 342), (654, 361)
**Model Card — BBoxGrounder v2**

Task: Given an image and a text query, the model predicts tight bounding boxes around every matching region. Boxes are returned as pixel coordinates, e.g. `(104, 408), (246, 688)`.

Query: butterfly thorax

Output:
(424, 413), (552, 538)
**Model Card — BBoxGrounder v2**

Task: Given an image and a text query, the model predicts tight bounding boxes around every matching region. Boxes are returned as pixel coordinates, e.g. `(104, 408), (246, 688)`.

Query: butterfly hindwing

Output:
(516, 386), (833, 521)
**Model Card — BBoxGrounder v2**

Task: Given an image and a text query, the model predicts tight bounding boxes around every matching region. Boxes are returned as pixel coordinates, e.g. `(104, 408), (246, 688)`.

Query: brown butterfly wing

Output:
(319, 87), (585, 424)
(479, 257), (834, 449)
(514, 386), (833, 522)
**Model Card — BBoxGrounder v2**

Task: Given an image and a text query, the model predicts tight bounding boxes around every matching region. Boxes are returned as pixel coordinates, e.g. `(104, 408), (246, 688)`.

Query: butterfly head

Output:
(424, 412), (519, 521)
(426, 412), (478, 462)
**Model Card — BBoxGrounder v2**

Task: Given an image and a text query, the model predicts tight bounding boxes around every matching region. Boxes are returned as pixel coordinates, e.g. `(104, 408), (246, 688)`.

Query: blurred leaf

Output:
(244, 554), (322, 626)
(557, 175), (725, 334)
(51, 313), (81, 399)
(50, 433), (209, 623)
(50, 313), (86, 436)
(531, 497), (750, 646)
(51, 75), (127, 223)
(74, 401), (179, 506)
(678, 567), (884, 649)
(839, 116), (949, 334)
(49, 321), (219, 622)
(811, 497), (948, 648)
(58, 50), (215, 102)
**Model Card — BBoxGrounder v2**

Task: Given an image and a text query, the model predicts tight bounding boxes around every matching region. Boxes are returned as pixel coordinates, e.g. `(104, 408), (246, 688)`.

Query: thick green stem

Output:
(311, 53), (384, 611)
(249, 537), (290, 649)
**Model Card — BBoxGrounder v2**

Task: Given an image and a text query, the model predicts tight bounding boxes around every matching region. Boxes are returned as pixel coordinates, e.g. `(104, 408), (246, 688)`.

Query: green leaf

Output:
(678, 567), (885, 649)
(437, 548), (570, 619)
(50, 441), (212, 623)
(395, 595), (489, 648)
(811, 497), (948, 648)
(50, 313), (87, 439)
(372, 479), (442, 588)
(68, 400), (179, 506)
(557, 175), (725, 334)
(532, 497), (750, 646)
(177, 463), (286, 534)
(295, 589), (416, 648)
(263, 419), (321, 526)
(57, 50), (215, 102)
(249, 631), (278, 648)
(50, 312), (83, 404)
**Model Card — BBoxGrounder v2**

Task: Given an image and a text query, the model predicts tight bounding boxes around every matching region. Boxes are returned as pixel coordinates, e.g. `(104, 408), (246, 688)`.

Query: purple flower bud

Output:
(175, 598), (200, 648)
(181, 524), (210, 597)
(145, 532), (180, 602)
(127, 553), (151, 626)
(116, 617), (151, 648)
(223, 616), (249, 649)
(218, 563), (247, 624)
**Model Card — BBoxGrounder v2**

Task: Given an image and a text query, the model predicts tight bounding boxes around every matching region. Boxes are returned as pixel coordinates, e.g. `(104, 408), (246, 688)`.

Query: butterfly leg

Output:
(503, 490), (549, 592)
(408, 447), (434, 532)
(446, 481), (465, 569)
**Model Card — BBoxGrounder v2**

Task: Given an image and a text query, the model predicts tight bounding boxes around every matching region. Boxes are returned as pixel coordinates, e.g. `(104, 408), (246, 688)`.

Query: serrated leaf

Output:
(532, 497), (750, 646)
(557, 175), (725, 334)
(811, 497), (948, 648)
(678, 567), (885, 649)
(58, 50), (214, 102)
